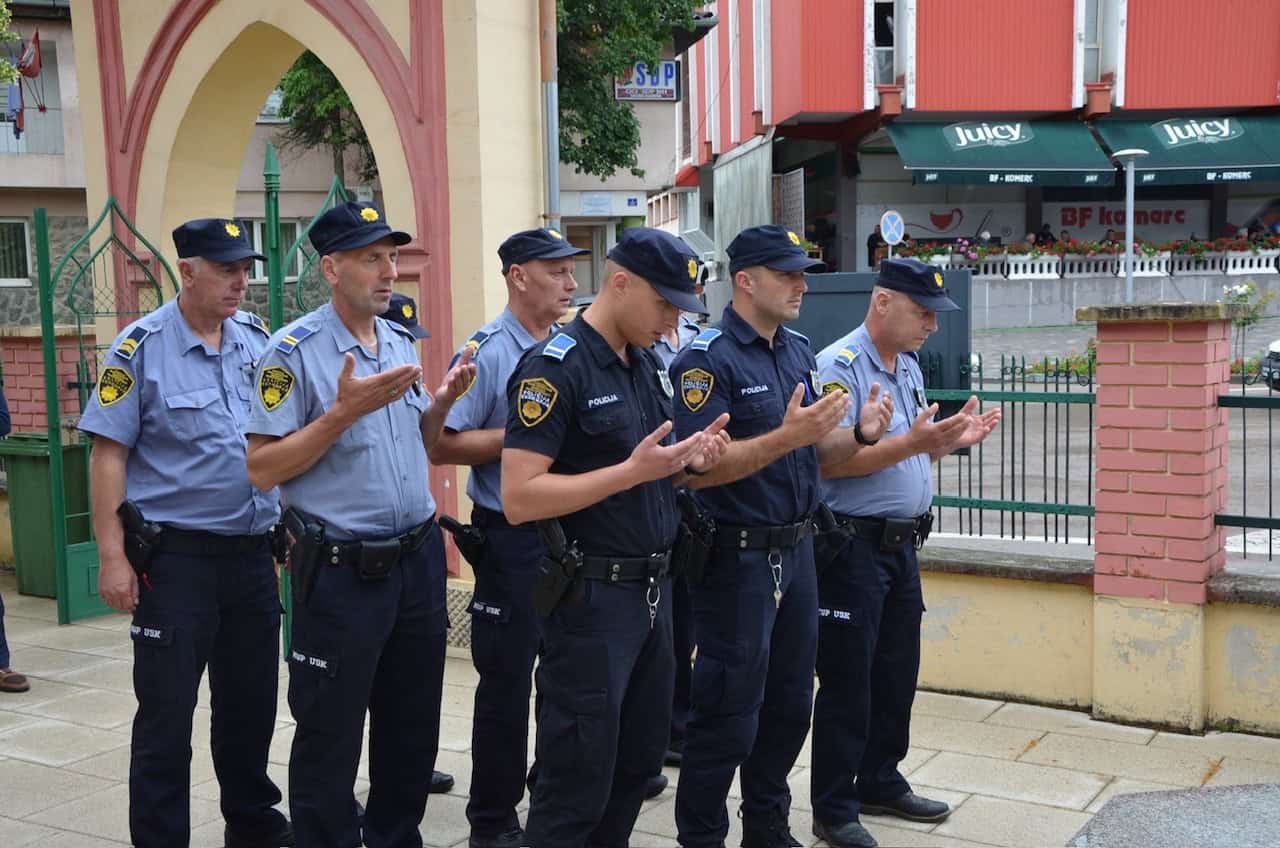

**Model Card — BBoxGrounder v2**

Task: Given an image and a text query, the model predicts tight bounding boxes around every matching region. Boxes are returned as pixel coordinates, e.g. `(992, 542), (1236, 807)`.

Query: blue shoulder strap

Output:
(834, 346), (860, 368)
(689, 328), (722, 351)
(783, 326), (810, 345)
(276, 324), (316, 355)
(465, 329), (492, 353)
(114, 325), (151, 360)
(235, 310), (270, 336)
(542, 333), (577, 361)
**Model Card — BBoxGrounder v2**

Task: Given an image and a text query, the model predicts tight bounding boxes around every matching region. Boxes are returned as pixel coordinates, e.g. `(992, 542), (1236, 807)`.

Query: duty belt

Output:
(715, 519), (815, 551)
(472, 505), (516, 530)
(156, 527), (270, 556)
(577, 550), (671, 583)
(324, 519), (435, 568)
(832, 512), (932, 549)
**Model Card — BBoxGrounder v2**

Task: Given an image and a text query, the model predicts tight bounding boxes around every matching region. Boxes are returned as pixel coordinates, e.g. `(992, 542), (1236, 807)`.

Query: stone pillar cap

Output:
(1076, 302), (1251, 323)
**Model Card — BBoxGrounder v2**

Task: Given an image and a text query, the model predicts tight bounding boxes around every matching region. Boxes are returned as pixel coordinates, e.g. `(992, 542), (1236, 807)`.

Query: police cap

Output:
(172, 219), (266, 263)
(876, 257), (960, 311)
(606, 227), (707, 315)
(308, 202), (411, 256)
(498, 228), (590, 274)
(727, 224), (826, 275)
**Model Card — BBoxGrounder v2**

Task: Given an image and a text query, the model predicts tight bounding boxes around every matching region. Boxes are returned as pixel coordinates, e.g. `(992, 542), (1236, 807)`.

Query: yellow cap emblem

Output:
(360, 207), (380, 222)
(224, 222), (241, 238)
(787, 231), (801, 245)
(548, 229), (563, 240)
(688, 259), (699, 280)
(401, 303), (414, 319)
(934, 272), (944, 288)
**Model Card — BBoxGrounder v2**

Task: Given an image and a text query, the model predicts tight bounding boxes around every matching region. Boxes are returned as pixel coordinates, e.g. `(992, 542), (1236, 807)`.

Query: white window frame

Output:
(729, 0), (740, 144)
(707, 30), (720, 154)
(684, 47), (699, 166)
(0, 219), (33, 287)
(237, 219), (305, 283)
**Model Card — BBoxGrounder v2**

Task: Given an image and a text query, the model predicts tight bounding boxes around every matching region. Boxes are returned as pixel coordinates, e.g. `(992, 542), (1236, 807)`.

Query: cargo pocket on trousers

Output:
(287, 645), (341, 731)
(468, 596), (512, 676)
(130, 622), (182, 700)
(542, 688), (608, 776)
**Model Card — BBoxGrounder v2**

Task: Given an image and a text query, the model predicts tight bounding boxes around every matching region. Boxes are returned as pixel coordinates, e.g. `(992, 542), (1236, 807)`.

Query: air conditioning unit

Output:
(680, 228), (721, 282)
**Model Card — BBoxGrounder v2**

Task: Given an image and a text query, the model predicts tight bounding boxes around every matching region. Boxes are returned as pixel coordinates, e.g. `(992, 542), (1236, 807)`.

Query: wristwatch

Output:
(854, 420), (879, 446)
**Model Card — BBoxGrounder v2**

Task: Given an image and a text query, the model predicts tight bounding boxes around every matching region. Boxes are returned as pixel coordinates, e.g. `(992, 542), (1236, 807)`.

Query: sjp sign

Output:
(614, 60), (681, 101)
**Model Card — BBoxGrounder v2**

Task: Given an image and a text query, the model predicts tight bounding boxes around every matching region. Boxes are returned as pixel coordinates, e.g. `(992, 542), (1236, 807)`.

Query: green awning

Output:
(887, 121), (1116, 187)
(1092, 116), (1280, 185)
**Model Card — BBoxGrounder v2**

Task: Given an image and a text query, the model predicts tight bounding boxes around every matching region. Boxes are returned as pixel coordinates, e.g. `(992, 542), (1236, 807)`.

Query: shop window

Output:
(236, 219), (303, 281)
(874, 1), (895, 85)
(0, 220), (31, 286)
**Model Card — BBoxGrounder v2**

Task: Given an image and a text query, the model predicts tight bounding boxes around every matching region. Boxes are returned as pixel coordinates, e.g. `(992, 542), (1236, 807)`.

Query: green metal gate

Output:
(35, 202), (176, 623)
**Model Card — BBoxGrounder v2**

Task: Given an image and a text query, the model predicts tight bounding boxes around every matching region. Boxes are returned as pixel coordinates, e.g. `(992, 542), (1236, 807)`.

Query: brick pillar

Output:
(1077, 303), (1246, 730)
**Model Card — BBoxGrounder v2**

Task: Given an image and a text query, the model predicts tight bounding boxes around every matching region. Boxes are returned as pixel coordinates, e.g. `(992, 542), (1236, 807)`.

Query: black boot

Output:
(740, 809), (801, 848)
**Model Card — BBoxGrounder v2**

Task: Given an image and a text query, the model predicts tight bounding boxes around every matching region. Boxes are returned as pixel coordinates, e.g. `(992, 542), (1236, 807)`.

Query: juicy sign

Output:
(944, 122), (1034, 151)
(1153, 118), (1243, 148)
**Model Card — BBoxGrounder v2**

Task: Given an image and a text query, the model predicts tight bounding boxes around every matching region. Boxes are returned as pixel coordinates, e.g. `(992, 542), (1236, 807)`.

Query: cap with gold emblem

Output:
(308, 201), (412, 256)
(726, 224), (826, 275)
(172, 218), (267, 263)
(498, 227), (590, 274)
(380, 292), (430, 339)
(606, 226), (707, 315)
(876, 257), (960, 312)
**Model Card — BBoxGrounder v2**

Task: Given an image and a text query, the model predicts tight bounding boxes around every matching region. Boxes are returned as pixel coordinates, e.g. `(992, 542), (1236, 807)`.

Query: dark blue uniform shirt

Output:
(670, 304), (820, 527)
(504, 313), (680, 556)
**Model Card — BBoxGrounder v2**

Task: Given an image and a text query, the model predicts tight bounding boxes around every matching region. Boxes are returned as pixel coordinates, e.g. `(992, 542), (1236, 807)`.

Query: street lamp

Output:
(1112, 148), (1149, 303)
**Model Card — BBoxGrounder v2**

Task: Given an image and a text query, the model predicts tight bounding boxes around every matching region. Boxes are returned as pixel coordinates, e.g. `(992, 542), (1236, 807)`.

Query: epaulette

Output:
(542, 333), (577, 361)
(463, 329), (493, 356)
(234, 310), (270, 337)
(689, 328), (722, 351)
(782, 326), (810, 345)
(113, 325), (151, 361)
(834, 347), (860, 368)
(276, 324), (317, 355)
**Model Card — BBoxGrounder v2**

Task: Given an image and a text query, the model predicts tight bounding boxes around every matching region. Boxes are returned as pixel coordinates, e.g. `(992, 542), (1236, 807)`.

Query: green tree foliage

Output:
(558, 0), (699, 179)
(275, 51), (377, 184)
(0, 3), (24, 85)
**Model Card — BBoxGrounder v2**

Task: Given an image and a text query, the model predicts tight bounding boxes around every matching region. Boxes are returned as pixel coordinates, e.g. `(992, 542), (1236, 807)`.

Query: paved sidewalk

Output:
(3, 572), (1280, 847)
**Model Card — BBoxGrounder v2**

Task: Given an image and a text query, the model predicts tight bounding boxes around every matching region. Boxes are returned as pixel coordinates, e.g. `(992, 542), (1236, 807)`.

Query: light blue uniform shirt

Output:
(77, 297), (280, 534)
(443, 307), (551, 514)
(650, 314), (702, 370)
(816, 323), (934, 518)
(245, 302), (435, 540)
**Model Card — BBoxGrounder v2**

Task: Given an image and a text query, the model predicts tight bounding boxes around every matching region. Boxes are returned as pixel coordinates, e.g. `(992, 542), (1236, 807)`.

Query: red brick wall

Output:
(1, 334), (96, 433)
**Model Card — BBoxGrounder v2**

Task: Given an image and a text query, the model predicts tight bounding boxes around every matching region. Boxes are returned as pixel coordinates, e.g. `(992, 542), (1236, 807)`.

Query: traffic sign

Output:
(880, 209), (905, 245)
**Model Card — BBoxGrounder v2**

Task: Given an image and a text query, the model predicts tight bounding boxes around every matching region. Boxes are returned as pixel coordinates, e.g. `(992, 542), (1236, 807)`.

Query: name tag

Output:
(289, 648), (339, 677)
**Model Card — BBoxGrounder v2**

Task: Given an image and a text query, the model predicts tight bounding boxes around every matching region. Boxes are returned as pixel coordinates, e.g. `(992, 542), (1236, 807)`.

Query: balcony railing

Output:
(0, 107), (65, 155)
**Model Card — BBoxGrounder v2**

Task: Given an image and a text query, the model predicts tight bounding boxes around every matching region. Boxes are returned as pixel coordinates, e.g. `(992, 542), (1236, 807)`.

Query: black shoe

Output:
(664, 748), (683, 766)
(860, 792), (950, 823)
(644, 773), (669, 799)
(224, 819), (294, 848)
(469, 827), (525, 848)
(813, 819), (878, 848)
(741, 813), (801, 848)
(430, 769), (456, 794)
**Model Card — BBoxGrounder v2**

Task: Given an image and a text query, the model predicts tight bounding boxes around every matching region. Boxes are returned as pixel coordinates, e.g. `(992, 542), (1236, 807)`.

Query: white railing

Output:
(1222, 249), (1279, 276)
(1169, 252), (1224, 275)
(1060, 253), (1117, 277)
(949, 254), (1007, 279)
(1005, 255), (1061, 280)
(1113, 251), (1171, 278)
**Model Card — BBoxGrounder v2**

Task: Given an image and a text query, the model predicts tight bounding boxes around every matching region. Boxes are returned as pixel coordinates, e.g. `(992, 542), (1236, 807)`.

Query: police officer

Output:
(379, 291), (458, 801)
(502, 227), (730, 848)
(810, 258), (999, 848)
(244, 202), (476, 847)
(79, 219), (290, 848)
(427, 227), (588, 848)
(649, 308), (703, 777)
(670, 225), (891, 848)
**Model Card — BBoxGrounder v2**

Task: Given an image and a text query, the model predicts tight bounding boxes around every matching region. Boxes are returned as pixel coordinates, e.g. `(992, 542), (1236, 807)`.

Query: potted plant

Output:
(898, 241), (951, 266)
(1170, 238), (1221, 275)
(1220, 235), (1280, 275)
(1005, 240), (1059, 279)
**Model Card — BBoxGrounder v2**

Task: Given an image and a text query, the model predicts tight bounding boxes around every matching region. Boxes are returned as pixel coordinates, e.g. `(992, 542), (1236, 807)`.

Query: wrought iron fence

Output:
(920, 352), (1096, 543)
(1217, 363), (1279, 561)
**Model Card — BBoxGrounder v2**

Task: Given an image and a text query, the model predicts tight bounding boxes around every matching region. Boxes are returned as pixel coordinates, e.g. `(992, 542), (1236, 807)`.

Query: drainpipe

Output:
(540, 0), (561, 231)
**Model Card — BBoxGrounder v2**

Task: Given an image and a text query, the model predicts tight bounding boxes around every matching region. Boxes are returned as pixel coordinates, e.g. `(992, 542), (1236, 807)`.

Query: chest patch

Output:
(587, 394), (620, 409)
(96, 367), (135, 407)
(258, 365), (296, 412)
(517, 377), (558, 427)
(680, 368), (714, 412)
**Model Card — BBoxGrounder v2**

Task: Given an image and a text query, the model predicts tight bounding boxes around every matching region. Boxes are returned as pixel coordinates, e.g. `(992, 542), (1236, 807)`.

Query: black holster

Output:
(671, 489), (716, 584)
(812, 503), (853, 576)
(531, 519), (581, 619)
(117, 500), (162, 579)
(439, 514), (486, 570)
(282, 507), (325, 606)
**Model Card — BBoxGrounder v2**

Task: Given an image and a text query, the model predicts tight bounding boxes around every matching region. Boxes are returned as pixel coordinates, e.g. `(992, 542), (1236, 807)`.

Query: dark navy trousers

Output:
(675, 540), (818, 848)
(811, 535), (923, 826)
(524, 576), (674, 848)
(668, 575), (694, 753)
(128, 541), (285, 848)
(287, 526), (448, 848)
(0, 589), (10, 670)
(466, 510), (543, 838)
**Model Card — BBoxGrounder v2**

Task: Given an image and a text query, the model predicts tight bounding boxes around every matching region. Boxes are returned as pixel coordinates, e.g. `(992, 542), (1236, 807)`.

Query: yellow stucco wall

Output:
(1206, 602), (1280, 735)
(919, 573), (1094, 707)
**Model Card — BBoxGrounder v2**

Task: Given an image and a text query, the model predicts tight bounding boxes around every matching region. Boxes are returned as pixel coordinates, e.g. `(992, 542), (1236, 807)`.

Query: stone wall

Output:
(0, 216), (92, 327)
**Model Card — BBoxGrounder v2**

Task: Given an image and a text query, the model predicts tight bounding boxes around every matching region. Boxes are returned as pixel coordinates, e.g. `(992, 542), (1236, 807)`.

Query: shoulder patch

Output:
(258, 365), (296, 411)
(235, 310), (270, 336)
(690, 328), (722, 351)
(275, 324), (316, 355)
(542, 333), (577, 361)
(96, 366), (135, 406)
(834, 347), (860, 368)
(783, 326), (810, 345)
(464, 329), (492, 356)
(680, 368), (715, 412)
(516, 377), (558, 426)
(113, 325), (151, 361)
(821, 379), (849, 397)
